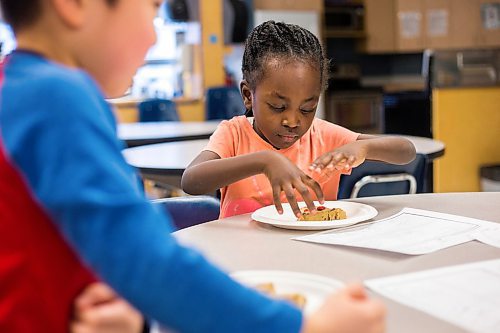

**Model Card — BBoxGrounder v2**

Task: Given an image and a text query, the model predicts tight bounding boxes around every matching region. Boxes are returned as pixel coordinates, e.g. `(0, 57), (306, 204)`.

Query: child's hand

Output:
(263, 151), (324, 217)
(71, 282), (143, 333)
(310, 142), (368, 174)
(302, 283), (386, 333)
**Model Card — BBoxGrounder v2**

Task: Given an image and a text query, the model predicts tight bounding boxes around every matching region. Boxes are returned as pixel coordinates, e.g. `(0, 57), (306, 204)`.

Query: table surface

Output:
(123, 135), (445, 175)
(118, 121), (221, 147)
(175, 192), (500, 333)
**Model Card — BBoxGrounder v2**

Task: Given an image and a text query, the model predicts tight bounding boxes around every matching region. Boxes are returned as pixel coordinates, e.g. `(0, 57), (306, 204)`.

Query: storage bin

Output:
(480, 164), (500, 191)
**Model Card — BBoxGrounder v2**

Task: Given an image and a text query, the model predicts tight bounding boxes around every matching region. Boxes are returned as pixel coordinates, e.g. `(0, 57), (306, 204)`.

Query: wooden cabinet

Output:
(423, 0), (450, 50)
(253, 0), (322, 11)
(448, 0), (481, 49)
(478, 0), (500, 47)
(363, 0), (426, 53)
(363, 0), (500, 53)
(363, 0), (396, 53)
(395, 0), (425, 51)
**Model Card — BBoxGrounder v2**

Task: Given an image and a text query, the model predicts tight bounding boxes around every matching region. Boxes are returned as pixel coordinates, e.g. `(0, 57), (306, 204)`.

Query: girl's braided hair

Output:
(242, 20), (329, 91)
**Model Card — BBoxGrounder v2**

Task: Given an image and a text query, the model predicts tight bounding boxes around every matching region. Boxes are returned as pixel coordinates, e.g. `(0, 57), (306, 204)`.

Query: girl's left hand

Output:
(310, 142), (368, 174)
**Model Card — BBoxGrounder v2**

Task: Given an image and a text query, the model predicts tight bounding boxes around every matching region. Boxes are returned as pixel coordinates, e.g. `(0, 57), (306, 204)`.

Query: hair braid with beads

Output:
(242, 20), (329, 92)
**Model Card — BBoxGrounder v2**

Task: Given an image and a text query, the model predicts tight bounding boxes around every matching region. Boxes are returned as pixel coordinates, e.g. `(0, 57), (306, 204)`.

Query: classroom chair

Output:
(138, 98), (179, 122)
(205, 86), (246, 120)
(337, 153), (428, 199)
(151, 195), (220, 230)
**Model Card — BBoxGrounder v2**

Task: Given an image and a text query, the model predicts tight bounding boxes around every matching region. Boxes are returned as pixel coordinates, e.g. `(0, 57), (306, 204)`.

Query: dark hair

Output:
(242, 20), (329, 92)
(0, 0), (118, 31)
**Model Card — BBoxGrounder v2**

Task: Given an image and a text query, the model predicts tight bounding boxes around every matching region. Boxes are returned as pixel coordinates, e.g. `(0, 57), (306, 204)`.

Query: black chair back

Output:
(152, 196), (220, 230)
(205, 86), (245, 120)
(139, 99), (179, 122)
(338, 153), (428, 199)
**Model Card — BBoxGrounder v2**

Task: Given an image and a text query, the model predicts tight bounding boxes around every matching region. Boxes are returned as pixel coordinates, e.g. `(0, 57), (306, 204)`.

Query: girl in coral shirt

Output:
(182, 20), (415, 219)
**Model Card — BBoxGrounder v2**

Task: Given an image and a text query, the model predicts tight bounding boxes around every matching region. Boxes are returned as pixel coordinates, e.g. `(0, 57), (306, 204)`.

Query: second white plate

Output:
(251, 201), (378, 230)
(231, 270), (344, 314)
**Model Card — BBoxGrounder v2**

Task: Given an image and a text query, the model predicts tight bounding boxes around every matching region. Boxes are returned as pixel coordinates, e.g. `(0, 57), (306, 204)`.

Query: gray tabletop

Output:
(118, 121), (221, 147)
(175, 192), (500, 333)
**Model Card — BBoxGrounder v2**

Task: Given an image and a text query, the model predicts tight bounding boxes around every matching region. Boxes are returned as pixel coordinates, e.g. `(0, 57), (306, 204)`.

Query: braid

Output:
(242, 20), (329, 91)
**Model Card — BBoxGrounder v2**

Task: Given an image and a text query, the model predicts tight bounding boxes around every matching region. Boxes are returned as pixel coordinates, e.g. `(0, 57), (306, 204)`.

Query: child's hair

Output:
(0, 0), (118, 31)
(242, 20), (329, 92)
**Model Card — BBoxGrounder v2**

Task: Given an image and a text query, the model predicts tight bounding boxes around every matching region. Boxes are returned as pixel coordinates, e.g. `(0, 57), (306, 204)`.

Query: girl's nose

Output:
(282, 112), (300, 128)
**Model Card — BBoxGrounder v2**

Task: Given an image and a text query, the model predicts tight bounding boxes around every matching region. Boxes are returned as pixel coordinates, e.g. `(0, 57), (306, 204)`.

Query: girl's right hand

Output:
(262, 151), (324, 217)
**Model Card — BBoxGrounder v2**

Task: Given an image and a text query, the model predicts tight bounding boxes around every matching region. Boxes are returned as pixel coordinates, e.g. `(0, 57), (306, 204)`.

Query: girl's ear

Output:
(240, 80), (253, 110)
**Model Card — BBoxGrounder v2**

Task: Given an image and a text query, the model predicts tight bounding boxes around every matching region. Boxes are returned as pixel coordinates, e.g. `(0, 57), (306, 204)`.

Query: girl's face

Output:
(241, 58), (322, 150)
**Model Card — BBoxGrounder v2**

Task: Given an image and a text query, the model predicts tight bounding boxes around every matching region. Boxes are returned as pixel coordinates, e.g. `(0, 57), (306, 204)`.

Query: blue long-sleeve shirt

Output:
(0, 50), (302, 333)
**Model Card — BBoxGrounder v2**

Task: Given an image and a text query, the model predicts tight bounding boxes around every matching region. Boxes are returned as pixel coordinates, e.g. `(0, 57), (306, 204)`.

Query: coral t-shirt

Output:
(205, 116), (359, 218)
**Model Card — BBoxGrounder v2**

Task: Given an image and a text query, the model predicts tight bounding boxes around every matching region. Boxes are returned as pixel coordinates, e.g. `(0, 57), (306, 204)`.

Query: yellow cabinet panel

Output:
(433, 87), (500, 192)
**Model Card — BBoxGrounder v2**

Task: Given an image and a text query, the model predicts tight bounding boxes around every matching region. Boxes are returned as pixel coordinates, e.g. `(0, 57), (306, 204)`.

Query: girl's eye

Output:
(268, 104), (286, 112)
(300, 107), (316, 114)
(300, 109), (315, 114)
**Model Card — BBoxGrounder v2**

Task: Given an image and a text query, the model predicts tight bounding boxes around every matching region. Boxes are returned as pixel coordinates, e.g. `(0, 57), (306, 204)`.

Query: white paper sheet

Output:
(474, 227), (500, 248)
(365, 259), (500, 333)
(294, 208), (500, 255)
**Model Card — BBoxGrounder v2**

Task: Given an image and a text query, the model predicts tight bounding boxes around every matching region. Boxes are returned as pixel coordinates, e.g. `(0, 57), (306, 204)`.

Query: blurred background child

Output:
(0, 1), (385, 333)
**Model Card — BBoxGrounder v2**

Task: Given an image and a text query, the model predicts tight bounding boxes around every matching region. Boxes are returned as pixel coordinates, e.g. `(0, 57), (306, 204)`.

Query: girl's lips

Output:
(279, 134), (299, 142)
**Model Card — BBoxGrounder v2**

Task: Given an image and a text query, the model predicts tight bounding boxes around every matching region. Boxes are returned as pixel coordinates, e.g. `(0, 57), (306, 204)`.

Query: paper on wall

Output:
(427, 9), (448, 37)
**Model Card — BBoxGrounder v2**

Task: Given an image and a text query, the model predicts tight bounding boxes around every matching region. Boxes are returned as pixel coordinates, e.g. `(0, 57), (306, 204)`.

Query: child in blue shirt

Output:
(0, 1), (385, 333)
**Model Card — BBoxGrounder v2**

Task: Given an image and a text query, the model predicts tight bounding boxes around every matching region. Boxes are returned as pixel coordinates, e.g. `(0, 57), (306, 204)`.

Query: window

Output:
(130, 5), (201, 100)
(0, 22), (15, 57)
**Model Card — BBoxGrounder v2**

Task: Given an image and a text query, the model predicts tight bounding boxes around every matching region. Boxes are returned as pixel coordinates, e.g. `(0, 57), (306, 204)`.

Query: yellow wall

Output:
(113, 104), (138, 123)
(200, 0), (225, 89)
(111, 99), (205, 123)
(178, 100), (205, 121)
(433, 87), (500, 192)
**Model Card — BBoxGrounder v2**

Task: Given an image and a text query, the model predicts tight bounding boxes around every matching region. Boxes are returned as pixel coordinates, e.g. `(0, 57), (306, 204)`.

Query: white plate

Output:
(231, 270), (344, 314)
(251, 201), (378, 230)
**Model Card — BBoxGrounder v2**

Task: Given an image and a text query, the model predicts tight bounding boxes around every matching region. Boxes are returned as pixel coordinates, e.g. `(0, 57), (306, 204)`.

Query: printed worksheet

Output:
(294, 208), (500, 255)
(474, 227), (500, 248)
(365, 259), (500, 333)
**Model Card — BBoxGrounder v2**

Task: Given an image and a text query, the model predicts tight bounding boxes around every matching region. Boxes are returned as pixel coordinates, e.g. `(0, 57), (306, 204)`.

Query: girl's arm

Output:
(182, 150), (324, 217)
(181, 150), (268, 195)
(310, 135), (416, 172)
(356, 134), (416, 164)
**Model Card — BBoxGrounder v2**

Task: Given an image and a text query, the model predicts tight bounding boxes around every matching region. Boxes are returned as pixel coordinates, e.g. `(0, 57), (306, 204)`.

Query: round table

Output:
(118, 120), (221, 147)
(175, 192), (500, 333)
(123, 135), (445, 178)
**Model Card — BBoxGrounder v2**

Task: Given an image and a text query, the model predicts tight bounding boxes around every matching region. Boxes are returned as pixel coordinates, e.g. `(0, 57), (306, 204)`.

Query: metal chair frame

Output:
(350, 173), (417, 198)
(338, 153), (427, 199)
